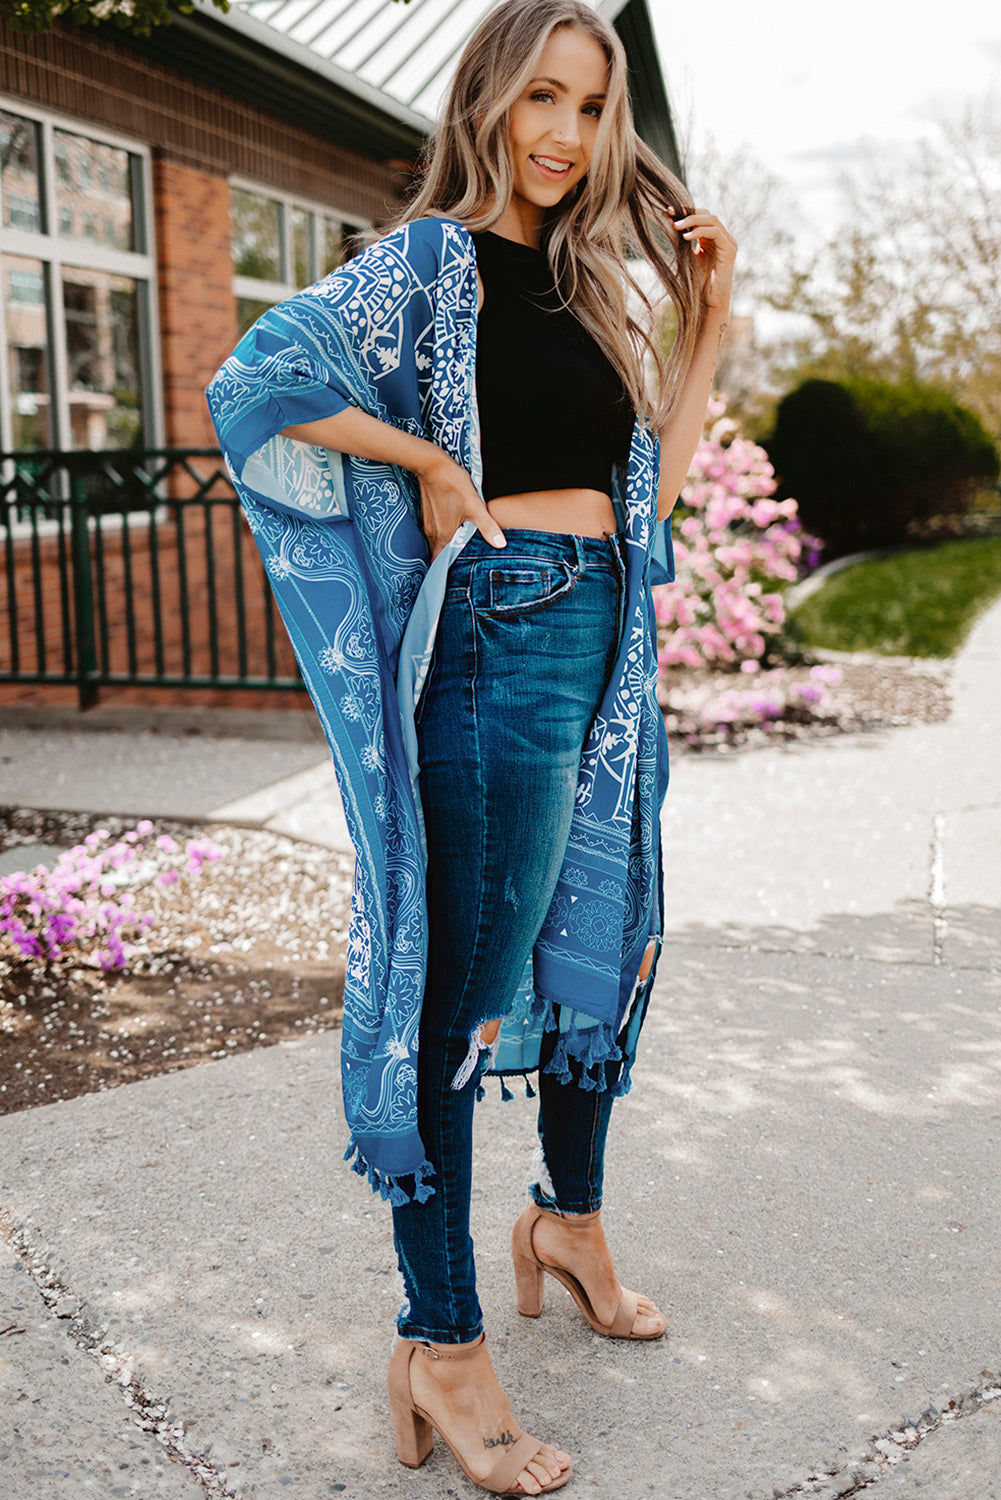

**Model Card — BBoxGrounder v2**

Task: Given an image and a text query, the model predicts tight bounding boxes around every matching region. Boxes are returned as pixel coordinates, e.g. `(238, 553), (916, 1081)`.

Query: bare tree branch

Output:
(771, 93), (1001, 439)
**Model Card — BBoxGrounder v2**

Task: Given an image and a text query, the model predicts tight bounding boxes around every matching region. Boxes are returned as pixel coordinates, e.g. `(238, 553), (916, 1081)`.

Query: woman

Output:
(208, 1), (734, 1492)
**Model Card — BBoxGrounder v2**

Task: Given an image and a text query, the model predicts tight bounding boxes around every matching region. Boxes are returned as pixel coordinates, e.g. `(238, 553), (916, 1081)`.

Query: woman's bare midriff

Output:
(487, 487), (617, 538)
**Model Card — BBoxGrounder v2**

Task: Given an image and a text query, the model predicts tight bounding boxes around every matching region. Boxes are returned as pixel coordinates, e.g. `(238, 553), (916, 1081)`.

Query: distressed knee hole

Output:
(530, 1143), (556, 1201)
(450, 1018), (504, 1091)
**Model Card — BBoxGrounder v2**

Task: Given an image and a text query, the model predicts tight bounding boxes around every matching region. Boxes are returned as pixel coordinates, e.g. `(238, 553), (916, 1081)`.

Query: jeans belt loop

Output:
(571, 533), (583, 574)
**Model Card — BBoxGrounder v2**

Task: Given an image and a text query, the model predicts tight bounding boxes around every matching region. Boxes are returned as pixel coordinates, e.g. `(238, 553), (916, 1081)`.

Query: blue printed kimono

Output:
(206, 216), (673, 1204)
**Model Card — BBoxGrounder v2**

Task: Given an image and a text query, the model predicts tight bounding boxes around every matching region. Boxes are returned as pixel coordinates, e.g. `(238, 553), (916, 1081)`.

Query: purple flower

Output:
(795, 683), (825, 705)
(1, 819), (222, 976)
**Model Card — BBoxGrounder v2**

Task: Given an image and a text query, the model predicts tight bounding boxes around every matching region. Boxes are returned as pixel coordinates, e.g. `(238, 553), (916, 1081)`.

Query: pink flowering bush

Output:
(655, 398), (821, 673)
(653, 398), (835, 746)
(0, 821), (222, 975)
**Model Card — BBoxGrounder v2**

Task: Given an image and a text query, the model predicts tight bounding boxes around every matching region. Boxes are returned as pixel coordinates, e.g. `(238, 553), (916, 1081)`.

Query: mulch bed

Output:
(0, 652), (952, 1117)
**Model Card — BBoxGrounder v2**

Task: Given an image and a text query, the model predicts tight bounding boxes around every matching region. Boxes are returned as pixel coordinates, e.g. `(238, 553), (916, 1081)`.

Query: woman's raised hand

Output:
(416, 448), (506, 561)
(671, 209), (737, 315)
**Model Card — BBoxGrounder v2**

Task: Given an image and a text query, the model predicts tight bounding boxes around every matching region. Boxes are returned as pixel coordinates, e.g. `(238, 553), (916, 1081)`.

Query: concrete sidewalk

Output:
(1, 602), (999, 1499)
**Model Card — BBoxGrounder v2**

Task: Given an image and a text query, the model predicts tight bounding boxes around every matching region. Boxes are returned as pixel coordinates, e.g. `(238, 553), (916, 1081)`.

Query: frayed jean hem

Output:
(396, 1317), (485, 1346)
(529, 1184), (603, 1216)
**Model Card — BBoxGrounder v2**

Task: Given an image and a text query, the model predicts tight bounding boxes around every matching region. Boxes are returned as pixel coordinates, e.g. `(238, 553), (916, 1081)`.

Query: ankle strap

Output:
(539, 1205), (601, 1227)
(418, 1332), (486, 1361)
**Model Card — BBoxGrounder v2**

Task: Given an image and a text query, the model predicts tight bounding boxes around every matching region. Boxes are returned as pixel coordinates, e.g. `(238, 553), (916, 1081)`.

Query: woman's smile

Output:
(529, 154), (574, 180)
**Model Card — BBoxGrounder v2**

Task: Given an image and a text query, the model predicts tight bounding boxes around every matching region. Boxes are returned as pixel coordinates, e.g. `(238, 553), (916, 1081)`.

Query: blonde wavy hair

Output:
(388, 0), (703, 427)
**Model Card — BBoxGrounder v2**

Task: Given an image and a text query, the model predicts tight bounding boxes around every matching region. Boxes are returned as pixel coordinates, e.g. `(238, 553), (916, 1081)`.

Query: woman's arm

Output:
(656, 212), (738, 520)
(281, 407), (506, 558)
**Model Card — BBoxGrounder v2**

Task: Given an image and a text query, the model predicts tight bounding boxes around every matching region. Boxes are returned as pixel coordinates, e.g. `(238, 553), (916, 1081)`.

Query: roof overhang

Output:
(106, 0), (431, 163)
(104, 0), (681, 175)
(600, 0), (682, 175)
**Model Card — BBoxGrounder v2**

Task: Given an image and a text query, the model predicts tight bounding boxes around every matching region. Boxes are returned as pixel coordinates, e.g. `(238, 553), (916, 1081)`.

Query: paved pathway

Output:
(1, 602), (999, 1498)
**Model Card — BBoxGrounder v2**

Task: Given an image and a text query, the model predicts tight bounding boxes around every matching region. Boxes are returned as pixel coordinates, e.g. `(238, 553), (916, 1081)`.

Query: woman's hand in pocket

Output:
(416, 449), (506, 561)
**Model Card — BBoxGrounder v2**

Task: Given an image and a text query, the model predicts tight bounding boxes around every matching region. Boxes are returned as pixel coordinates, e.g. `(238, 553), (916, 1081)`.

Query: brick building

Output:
(0, 0), (680, 710)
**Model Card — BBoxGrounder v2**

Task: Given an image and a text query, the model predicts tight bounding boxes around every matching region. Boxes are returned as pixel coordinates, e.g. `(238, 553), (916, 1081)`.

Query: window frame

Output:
(229, 174), (369, 330)
(0, 94), (163, 456)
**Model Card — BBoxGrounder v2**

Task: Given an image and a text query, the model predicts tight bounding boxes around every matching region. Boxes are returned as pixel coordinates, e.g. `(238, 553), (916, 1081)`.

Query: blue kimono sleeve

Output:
(208, 218), (459, 490)
(205, 316), (355, 520)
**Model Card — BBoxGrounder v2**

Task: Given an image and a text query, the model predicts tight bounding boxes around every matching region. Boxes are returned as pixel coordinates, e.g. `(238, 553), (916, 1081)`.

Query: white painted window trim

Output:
(0, 95), (163, 538)
(0, 92), (163, 458)
(228, 172), (370, 310)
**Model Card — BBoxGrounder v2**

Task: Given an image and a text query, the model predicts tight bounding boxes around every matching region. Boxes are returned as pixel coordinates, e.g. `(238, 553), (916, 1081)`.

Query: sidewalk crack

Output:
(770, 1373), (1001, 1498)
(0, 1210), (239, 1499)
(929, 811), (946, 966)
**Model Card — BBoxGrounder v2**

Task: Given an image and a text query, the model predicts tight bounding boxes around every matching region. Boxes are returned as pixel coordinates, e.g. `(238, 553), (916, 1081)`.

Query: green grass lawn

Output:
(791, 535), (1001, 658)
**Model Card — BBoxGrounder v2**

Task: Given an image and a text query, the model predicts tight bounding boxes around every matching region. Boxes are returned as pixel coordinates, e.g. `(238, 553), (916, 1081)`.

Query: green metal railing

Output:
(1, 448), (303, 709)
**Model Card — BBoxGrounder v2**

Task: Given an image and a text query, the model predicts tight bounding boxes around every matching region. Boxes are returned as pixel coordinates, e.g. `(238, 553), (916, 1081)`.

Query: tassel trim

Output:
(479, 1069), (538, 1099)
(530, 991), (558, 1032)
(343, 1139), (435, 1206)
(610, 1055), (634, 1097)
(542, 1018), (622, 1092)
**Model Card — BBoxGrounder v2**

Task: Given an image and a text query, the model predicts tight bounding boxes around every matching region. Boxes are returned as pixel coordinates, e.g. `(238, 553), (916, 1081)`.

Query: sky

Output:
(648, 0), (1001, 245)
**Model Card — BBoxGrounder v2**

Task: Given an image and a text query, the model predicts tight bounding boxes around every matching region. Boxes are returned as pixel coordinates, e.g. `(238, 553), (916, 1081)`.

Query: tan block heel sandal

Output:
(511, 1204), (667, 1340)
(387, 1333), (573, 1495)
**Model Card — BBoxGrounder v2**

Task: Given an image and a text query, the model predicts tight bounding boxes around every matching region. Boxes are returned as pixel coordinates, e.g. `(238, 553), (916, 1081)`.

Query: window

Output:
(230, 181), (365, 339)
(4, 255), (51, 448)
(63, 270), (144, 448)
(231, 187), (281, 282)
(9, 266), (43, 303)
(1, 111), (42, 234)
(0, 101), (157, 452)
(7, 195), (38, 232)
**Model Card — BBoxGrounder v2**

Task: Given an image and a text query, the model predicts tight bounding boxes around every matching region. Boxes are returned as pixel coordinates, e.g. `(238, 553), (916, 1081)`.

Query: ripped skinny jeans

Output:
(391, 530), (628, 1344)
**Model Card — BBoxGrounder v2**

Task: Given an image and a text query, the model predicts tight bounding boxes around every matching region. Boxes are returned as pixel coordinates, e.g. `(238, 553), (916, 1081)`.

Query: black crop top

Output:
(472, 232), (634, 502)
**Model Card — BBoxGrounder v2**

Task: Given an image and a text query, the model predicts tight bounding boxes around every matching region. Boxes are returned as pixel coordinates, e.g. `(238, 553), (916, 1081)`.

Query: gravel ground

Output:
(0, 652), (952, 1117)
(817, 651), (953, 726)
(659, 652), (952, 750)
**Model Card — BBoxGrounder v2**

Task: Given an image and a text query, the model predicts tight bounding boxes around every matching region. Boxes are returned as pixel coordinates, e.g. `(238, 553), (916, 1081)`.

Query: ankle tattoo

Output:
(483, 1429), (518, 1450)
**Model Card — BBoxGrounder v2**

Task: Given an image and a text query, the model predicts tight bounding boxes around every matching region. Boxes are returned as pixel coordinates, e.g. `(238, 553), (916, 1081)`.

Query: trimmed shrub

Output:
(764, 378), (1000, 558)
